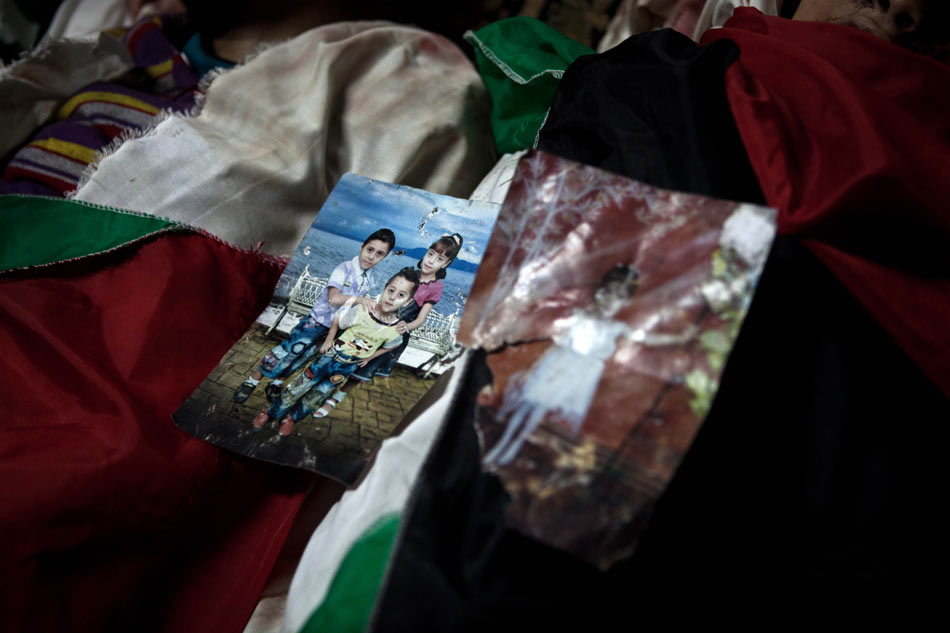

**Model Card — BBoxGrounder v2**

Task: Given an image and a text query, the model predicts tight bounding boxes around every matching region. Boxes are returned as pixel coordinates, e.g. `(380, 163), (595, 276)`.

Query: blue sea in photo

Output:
(269, 174), (498, 318)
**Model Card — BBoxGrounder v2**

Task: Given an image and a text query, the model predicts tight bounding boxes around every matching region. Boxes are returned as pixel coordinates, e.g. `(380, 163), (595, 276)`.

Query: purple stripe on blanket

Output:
(0, 178), (60, 197)
(171, 63), (199, 89)
(127, 18), (185, 72)
(33, 121), (111, 147)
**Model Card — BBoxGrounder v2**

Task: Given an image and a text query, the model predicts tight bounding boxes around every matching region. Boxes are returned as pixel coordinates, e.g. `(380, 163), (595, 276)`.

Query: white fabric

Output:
(280, 350), (473, 633)
(597, 0), (781, 50)
(73, 21), (497, 256)
(693, 0), (779, 40)
(243, 595), (286, 633)
(469, 151), (525, 205)
(44, 0), (185, 41)
(597, 0), (682, 52)
(44, 0), (131, 42)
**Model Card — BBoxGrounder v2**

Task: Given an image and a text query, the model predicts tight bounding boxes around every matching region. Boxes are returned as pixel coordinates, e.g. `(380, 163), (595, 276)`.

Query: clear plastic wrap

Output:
(457, 151), (776, 569)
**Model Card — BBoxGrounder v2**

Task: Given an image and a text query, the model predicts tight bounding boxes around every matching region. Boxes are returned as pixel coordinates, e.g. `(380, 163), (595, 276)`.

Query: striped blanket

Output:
(1, 15), (200, 196)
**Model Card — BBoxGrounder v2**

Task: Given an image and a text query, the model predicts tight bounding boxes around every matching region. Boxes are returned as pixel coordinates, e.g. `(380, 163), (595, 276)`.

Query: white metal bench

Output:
(265, 265), (327, 336)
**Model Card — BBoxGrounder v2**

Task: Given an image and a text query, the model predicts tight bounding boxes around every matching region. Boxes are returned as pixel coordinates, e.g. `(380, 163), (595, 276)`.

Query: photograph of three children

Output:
(173, 174), (500, 485)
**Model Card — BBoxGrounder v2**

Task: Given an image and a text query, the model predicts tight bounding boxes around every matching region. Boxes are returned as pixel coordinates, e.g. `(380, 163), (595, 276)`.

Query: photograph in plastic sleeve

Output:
(457, 151), (777, 569)
(174, 174), (499, 486)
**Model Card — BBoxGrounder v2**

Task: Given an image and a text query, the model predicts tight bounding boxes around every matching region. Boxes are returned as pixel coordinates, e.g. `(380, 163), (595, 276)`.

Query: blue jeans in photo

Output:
(259, 317), (329, 379)
(268, 351), (359, 421)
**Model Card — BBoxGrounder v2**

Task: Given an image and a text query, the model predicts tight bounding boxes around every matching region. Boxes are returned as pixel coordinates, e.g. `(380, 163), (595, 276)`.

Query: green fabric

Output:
(465, 17), (593, 154)
(0, 195), (180, 271)
(299, 515), (401, 633)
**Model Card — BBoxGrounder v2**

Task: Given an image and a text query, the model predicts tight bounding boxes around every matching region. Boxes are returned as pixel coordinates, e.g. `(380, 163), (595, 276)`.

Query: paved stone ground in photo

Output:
(174, 323), (436, 485)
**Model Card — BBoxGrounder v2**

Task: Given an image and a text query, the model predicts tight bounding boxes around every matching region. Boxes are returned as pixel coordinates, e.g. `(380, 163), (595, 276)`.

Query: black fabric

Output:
(625, 237), (948, 606)
(371, 28), (947, 628)
(537, 28), (765, 205)
(372, 352), (609, 631)
(373, 240), (947, 627)
(780, 0), (801, 18)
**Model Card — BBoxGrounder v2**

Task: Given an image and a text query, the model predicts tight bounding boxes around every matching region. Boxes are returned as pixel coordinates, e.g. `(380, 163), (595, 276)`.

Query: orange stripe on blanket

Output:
(147, 59), (174, 79)
(29, 138), (98, 164)
(57, 91), (161, 119)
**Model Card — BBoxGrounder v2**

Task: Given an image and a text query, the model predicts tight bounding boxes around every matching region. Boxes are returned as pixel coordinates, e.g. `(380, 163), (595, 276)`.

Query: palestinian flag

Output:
(0, 195), (309, 632)
(290, 11), (950, 630)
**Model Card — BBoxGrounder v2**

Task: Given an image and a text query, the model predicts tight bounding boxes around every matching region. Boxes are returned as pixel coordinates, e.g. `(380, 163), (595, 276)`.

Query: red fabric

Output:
(704, 9), (950, 396)
(0, 233), (308, 632)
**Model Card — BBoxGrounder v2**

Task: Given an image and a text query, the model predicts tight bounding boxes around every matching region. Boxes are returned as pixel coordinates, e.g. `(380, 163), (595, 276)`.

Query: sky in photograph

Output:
(314, 174), (500, 265)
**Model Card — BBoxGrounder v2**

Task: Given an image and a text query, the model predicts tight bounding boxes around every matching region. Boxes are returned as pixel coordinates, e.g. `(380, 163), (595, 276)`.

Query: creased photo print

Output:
(458, 151), (777, 569)
(174, 174), (500, 486)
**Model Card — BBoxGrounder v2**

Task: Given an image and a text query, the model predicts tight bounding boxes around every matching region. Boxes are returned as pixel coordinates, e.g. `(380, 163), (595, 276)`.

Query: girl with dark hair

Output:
(315, 233), (464, 417)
